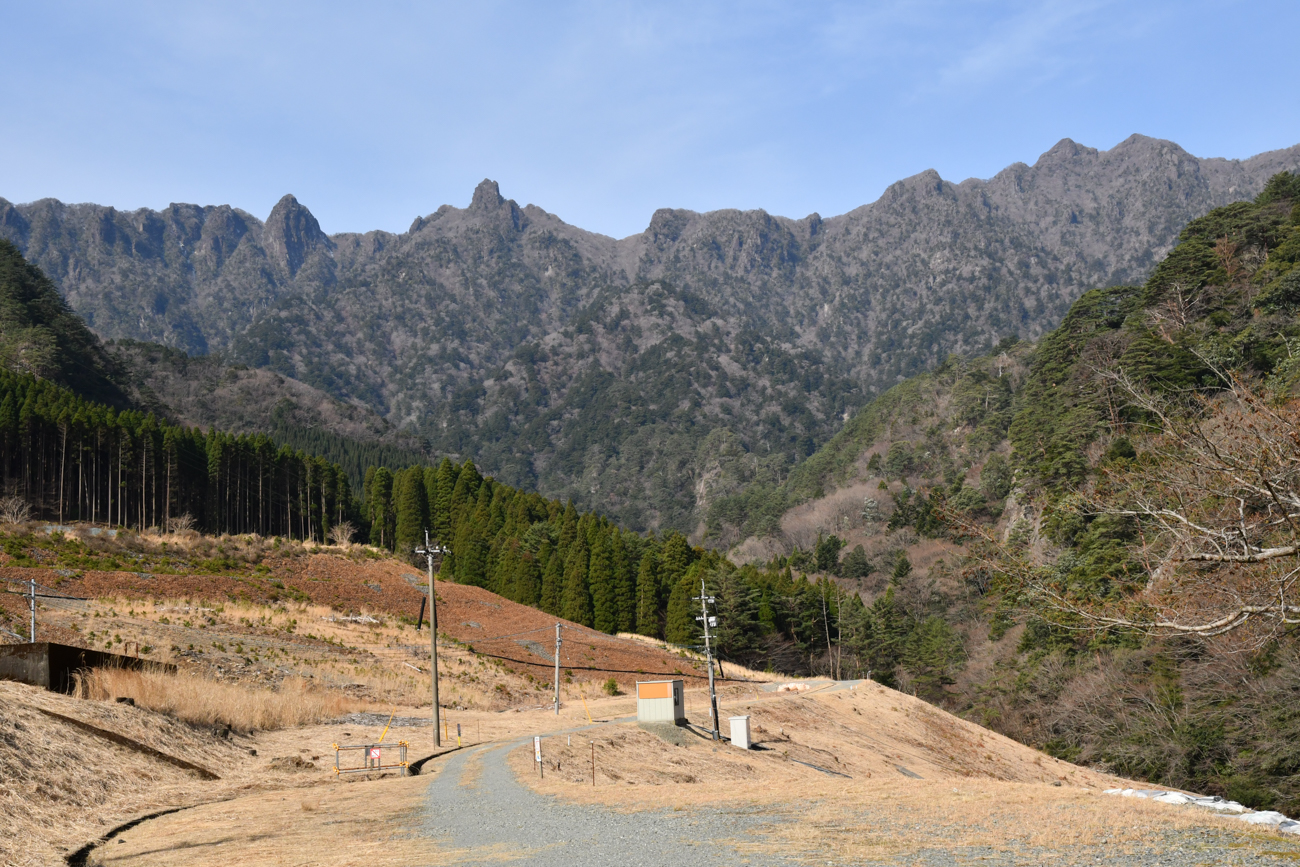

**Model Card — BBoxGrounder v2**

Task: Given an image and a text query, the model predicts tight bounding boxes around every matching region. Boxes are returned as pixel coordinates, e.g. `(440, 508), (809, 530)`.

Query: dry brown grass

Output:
(76, 667), (363, 732)
(86, 775), (448, 867)
(506, 684), (1300, 863)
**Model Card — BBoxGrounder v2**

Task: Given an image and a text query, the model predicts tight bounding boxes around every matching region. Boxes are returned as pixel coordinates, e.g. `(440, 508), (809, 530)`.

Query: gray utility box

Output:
(0, 643), (174, 693)
(636, 679), (685, 725)
(729, 715), (751, 749)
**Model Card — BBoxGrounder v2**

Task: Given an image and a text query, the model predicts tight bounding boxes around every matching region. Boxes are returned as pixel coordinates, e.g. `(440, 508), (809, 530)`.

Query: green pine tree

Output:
(903, 616), (965, 701)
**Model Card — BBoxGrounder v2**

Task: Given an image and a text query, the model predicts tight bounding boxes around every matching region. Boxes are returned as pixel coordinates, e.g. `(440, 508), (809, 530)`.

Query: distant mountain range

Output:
(3, 134), (1298, 533)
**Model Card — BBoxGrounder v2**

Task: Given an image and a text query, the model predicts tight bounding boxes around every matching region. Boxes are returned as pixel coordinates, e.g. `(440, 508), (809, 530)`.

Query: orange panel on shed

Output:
(638, 682), (672, 699)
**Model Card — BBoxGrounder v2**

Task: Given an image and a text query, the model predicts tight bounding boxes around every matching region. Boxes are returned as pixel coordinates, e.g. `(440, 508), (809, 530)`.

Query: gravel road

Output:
(421, 734), (1300, 866)
(422, 736), (797, 866)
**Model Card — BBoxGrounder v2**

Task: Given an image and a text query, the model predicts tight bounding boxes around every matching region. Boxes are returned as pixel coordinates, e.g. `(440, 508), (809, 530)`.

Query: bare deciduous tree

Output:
(167, 513), (195, 533)
(329, 521), (356, 547)
(963, 366), (1300, 643)
(0, 495), (31, 525)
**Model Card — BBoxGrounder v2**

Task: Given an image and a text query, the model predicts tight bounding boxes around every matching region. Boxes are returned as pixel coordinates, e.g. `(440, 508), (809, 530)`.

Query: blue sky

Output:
(3, 1), (1297, 238)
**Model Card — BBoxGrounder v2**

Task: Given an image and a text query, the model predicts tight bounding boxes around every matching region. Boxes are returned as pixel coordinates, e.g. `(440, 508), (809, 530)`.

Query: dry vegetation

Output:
(509, 684), (1300, 864)
(7, 533), (1298, 866)
(76, 667), (362, 732)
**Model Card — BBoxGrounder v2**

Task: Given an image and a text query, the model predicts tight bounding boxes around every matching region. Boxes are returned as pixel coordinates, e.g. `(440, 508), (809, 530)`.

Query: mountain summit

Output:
(2, 135), (1298, 532)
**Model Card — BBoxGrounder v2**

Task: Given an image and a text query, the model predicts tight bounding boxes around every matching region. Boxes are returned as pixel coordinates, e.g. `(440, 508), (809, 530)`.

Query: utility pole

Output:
(695, 578), (720, 741)
(416, 531), (449, 746)
(552, 623), (562, 715)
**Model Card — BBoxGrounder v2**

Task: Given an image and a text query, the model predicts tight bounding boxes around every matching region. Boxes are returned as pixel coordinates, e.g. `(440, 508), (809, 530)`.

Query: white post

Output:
(29, 578), (36, 642)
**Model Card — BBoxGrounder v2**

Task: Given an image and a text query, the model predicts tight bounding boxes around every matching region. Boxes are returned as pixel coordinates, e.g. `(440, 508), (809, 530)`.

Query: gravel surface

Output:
(420, 737), (1300, 866)
(422, 738), (798, 866)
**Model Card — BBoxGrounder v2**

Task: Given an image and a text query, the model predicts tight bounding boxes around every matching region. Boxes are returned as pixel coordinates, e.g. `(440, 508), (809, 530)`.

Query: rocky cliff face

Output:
(3, 135), (1297, 531)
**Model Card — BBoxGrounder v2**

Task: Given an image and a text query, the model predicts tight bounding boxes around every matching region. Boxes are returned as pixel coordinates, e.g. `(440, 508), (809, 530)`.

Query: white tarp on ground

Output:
(1105, 788), (1300, 833)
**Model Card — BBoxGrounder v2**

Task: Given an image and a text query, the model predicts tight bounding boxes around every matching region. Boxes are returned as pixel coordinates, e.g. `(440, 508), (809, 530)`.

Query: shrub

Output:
(602, 677), (620, 696)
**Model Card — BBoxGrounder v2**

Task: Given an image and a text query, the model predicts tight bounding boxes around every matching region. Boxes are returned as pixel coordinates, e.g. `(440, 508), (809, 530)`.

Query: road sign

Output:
(534, 736), (542, 762)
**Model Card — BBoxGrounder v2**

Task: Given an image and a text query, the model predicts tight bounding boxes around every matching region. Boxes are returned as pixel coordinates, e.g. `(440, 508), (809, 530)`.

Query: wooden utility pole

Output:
(416, 531), (449, 746)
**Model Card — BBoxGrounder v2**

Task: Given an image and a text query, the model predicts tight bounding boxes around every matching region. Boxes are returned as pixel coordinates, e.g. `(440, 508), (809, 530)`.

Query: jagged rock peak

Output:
(264, 194), (330, 279)
(470, 179), (505, 211)
(1038, 138), (1097, 163)
(881, 169), (948, 203)
(467, 179), (527, 232)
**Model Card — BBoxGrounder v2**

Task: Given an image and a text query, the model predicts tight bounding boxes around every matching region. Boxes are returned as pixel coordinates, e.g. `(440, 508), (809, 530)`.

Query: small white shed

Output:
(636, 679), (685, 725)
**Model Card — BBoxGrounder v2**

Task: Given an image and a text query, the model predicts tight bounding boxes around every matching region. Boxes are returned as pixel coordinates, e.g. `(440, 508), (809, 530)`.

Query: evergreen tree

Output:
(712, 564), (764, 661)
(453, 483), (492, 587)
(556, 501), (578, 558)
(903, 615), (965, 701)
(560, 534), (592, 626)
(539, 542), (563, 615)
(514, 552), (542, 607)
(394, 466), (428, 556)
(432, 457), (455, 543)
(635, 549), (661, 637)
(610, 531), (636, 634)
(660, 533), (693, 590)
(664, 564), (702, 646)
(449, 459), (482, 535)
(867, 587), (909, 688)
(368, 466), (395, 548)
(588, 530), (616, 633)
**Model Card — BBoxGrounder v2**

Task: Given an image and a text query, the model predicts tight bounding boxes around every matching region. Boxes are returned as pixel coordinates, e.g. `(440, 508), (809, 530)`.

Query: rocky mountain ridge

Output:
(3, 133), (1298, 532)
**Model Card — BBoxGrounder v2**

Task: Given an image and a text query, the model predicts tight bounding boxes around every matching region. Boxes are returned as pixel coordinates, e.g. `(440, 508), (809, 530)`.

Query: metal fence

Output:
(333, 741), (408, 777)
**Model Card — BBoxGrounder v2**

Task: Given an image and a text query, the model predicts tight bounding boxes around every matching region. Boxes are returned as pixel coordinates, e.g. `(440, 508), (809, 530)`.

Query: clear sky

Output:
(3, 1), (1298, 239)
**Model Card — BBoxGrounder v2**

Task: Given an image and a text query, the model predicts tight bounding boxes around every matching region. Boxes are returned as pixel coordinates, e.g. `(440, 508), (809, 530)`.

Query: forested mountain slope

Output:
(0, 239), (128, 407)
(4, 135), (1299, 532)
(108, 339), (425, 486)
(724, 171), (1300, 813)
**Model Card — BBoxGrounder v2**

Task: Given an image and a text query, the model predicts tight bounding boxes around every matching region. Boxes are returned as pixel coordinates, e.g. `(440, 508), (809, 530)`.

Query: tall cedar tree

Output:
(588, 529), (616, 633)
(394, 466), (428, 556)
(540, 543), (563, 615)
(561, 531), (592, 626)
(635, 549), (662, 637)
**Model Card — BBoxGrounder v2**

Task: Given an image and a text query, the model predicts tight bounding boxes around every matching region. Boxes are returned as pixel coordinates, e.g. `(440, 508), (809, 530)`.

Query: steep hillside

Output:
(4, 136), (1299, 532)
(108, 339), (426, 485)
(724, 170), (1300, 813)
(0, 239), (128, 407)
